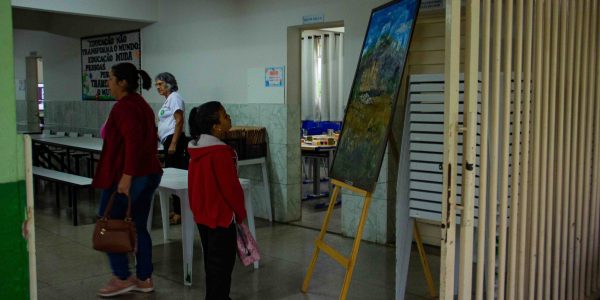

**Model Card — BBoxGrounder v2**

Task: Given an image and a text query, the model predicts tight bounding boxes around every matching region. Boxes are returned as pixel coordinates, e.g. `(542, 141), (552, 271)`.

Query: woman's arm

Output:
(169, 110), (184, 154)
(115, 103), (143, 195)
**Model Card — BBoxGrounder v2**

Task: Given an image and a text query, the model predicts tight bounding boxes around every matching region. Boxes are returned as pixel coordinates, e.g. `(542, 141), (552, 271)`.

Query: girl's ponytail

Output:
(188, 107), (200, 140)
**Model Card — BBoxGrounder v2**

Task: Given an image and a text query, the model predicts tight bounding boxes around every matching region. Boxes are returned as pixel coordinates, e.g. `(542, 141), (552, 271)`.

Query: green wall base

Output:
(0, 180), (29, 299)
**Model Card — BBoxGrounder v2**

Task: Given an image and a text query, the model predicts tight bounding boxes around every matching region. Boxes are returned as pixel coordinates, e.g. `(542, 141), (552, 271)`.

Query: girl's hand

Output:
(118, 174), (133, 196)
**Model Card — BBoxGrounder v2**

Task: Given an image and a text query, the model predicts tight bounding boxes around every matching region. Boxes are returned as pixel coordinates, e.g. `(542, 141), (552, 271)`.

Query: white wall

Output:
(12, 29), (79, 101)
(13, 0), (389, 104)
(141, 0), (388, 105)
(12, 0), (158, 22)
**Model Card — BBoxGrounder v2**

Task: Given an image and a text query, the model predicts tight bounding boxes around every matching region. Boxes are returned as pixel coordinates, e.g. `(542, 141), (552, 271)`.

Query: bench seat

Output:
(33, 166), (92, 225)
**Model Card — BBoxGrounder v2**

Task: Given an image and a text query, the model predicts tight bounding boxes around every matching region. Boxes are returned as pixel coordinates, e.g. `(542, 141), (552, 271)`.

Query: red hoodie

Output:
(187, 135), (247, 228)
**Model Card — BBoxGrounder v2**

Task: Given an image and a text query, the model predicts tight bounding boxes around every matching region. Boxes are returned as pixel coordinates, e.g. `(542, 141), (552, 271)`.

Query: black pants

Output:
(162, 134), (188, 214)
(198, 223), (236, 300)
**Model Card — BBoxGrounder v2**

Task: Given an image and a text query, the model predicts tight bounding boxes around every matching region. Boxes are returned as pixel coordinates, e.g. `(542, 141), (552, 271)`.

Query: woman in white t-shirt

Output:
(156, 72), (187, 224)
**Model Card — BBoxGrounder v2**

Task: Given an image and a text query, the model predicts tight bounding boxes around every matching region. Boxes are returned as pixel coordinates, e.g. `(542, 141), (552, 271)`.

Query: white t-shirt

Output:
(157, 91), (185, 143)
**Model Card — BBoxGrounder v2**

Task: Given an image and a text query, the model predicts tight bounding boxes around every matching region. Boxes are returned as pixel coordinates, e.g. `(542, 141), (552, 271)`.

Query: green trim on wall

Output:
(0, 180), (29, 299)
(0, 1), (30, 298)
(0, 0), (23, 183)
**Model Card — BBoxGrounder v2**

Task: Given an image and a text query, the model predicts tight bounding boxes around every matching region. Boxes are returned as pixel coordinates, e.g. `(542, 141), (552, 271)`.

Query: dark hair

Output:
(189, 101), (223, 139)
(155, 72), (179, 92)
(111, 62), (151, 93)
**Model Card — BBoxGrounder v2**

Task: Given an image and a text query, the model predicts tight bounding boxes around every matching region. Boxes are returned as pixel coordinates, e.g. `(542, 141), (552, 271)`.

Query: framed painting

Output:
(330, 0), (420, 192)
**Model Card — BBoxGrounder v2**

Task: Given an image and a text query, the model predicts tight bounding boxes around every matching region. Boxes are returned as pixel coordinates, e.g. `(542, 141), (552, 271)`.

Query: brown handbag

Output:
(92, 192), (136, 253)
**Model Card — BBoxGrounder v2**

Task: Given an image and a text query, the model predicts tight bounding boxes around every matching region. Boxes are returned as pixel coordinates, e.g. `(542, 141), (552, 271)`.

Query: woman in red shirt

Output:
(93, 62), (163, 297)
(187, 101), (247, 300)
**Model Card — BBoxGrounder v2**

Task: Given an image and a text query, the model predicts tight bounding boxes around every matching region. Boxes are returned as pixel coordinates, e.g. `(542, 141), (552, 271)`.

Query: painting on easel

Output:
(330, 0), (420, 192)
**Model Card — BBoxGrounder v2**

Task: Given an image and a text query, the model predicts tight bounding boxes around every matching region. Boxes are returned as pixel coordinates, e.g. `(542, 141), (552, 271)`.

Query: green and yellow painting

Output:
(330, 0), (419, 192)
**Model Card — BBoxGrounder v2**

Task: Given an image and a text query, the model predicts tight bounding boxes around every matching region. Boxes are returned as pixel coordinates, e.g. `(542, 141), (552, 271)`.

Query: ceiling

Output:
(12, 7), (153, 38)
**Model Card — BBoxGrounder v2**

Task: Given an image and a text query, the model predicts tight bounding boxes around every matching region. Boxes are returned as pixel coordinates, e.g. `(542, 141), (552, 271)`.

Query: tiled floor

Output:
(33, 180), (439, 299)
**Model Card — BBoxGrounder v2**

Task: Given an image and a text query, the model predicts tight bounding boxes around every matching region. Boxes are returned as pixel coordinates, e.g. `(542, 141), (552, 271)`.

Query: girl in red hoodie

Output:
(187, 101), (247, 300)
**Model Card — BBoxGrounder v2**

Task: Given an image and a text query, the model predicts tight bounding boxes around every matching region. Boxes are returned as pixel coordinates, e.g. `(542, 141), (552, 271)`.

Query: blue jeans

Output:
(98, 174), (162, 280)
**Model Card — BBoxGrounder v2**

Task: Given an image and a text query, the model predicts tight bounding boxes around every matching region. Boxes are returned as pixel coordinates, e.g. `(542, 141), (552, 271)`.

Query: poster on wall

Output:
(81, 30), (141, 101)
(329, 0), (420, 192)
(265, 66), (285, 87)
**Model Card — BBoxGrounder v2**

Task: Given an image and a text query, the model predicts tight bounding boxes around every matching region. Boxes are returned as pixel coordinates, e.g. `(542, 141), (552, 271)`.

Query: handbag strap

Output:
(102, 192), (133, 221)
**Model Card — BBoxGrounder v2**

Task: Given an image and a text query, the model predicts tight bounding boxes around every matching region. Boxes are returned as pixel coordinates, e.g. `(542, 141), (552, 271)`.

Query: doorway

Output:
(21, 54), (44, 133)
(292, 25), (345, 233)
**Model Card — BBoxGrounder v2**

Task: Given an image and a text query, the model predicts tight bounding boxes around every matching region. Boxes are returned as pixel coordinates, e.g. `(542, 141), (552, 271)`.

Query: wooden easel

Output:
(301, 178), (372, 300)
(301, 178), (437, 299)
(413, 221), (437, 299)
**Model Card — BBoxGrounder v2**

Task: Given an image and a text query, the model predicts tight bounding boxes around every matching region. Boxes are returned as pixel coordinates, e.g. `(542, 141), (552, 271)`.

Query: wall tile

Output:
(235, 104), (261, 125)
(284, 183), (302, 221)
(372, 182), (388, 200)
(287, 104), (301, 145)
(286, 144), (301, 185)
(266, 143), (286, 184)
(72, 102), (83, 129)
(65, 101), (75, 128)
(265, 125), (285, 145)
(84, 102), (96, 129)
(258, 104), (286, 144)
(341, 194), (388, 243)
(272, 183), (301, 222)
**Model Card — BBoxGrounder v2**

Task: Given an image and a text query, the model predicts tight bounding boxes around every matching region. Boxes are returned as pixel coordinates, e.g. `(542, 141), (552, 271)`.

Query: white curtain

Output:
(320, 33), (344, 121)
(301, 36), (318, 120)
(301, 33), (344, 121)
